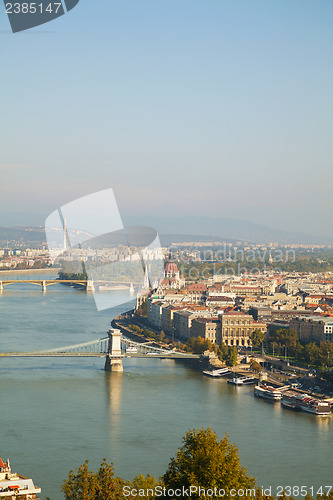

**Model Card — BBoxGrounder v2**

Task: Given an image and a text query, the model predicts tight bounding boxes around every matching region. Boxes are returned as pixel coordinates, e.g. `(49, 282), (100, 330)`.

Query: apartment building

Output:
(290, 316), (333, 343)
(191, 317), (219, 343)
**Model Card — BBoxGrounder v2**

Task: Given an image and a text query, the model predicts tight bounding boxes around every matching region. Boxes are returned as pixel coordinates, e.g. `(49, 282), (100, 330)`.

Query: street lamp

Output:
(284, 345), (287, 362)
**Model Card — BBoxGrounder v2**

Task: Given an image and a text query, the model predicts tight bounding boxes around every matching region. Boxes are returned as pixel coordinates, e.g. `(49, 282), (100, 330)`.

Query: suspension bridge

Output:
(0, 329), (199, 371)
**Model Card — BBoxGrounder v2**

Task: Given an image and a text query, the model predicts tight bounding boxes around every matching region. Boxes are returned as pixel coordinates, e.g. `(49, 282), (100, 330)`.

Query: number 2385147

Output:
(5, 3), (62, 14)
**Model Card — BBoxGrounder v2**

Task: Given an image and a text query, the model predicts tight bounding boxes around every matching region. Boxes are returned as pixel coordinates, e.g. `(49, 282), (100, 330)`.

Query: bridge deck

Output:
(1, 353), (197, 359)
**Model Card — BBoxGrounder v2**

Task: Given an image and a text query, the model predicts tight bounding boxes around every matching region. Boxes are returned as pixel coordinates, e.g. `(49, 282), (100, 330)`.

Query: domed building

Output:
(164, 261), (180, 280)
(157, 260), (185, 290)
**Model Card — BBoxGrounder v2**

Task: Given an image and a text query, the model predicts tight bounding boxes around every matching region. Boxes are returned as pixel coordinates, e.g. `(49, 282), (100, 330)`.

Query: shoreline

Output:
(0, 268), (60, 275)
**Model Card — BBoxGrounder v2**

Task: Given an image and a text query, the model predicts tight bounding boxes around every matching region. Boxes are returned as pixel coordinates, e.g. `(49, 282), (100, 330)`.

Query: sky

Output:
(0, 0), (332, 237)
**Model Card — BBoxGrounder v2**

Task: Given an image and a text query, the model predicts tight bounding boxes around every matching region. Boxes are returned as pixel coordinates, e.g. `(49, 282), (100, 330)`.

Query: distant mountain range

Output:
(124, 216), (331, 245)
(0, 215), (331, 245)
(0, 226), (46, 244)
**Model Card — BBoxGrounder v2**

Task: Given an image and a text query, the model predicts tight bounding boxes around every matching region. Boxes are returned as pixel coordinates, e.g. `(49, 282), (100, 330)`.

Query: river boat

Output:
(254, 384), (282, 401)
(298, 395), (331, 416)
(126, 346), (138, 353)
(228, 376), (257, 386)
(281, 391), (302, 411)
(203, 368), (230, 378)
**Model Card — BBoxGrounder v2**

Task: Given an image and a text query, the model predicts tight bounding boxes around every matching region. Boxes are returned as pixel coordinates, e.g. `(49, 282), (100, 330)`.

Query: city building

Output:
(191, 317), (219, 343)
(0, 457), (41, 499)
(290, 316), (333, 343)
(217, 311), (267, 347)
(157, 261), (185, 290)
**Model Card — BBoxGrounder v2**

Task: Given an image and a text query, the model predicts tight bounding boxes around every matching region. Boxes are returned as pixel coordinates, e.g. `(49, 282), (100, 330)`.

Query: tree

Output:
(163, 428), (256, 500)
(227, 346), (238, 366)
(249, 359), (262, 373)
(267, 329), (298, 357)
(250, 329), (265, 350)
(61, 459), (124, 500)
(304, 342), (320, 366)
(217, 343), (229, 362)
(186, 336), (215, 354)
(128, 474), (163, 500)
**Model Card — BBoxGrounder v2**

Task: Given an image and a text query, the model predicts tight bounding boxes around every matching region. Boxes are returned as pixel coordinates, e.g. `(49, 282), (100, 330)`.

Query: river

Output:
(0, 272), (332, 499)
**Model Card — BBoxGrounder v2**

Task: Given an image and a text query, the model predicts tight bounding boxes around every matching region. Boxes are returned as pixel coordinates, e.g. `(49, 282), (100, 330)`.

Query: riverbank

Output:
(112, 315), (221, 372)
(0, 268), (60, 275)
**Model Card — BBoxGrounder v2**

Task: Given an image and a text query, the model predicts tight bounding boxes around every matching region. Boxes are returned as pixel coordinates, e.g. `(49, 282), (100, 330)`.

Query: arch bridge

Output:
(0, 279), (137, 293)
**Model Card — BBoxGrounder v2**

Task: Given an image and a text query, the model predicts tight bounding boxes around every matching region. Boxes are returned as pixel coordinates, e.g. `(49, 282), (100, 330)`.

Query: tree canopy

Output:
(250, 329), (265, 349)
(60, 428), (333, 500)
(61, 459), (124, 500)
(163, 428), (256, 499)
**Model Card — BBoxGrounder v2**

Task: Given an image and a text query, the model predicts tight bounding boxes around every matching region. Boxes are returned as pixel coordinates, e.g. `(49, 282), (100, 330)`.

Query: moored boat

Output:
(228, 376), (257, 386)
(203, 367), (230, 378)
(299, 395), (331, 416)
(254, 384), (282, 401)
(281, 391), (302, 411)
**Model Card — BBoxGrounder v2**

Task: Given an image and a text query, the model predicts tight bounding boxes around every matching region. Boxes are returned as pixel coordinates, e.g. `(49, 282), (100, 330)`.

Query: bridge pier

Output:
(105, 328), (123, 372)
(0, 281), (3, 294)
(86, 280), (95, 293)
(42, 280), (47, 292)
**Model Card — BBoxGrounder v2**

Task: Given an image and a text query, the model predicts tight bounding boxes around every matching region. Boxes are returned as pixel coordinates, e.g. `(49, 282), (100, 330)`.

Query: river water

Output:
(0, 273), (332, 499)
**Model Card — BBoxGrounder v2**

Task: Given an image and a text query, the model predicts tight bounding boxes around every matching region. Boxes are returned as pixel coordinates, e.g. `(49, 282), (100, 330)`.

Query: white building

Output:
(0, 458), (41, 499)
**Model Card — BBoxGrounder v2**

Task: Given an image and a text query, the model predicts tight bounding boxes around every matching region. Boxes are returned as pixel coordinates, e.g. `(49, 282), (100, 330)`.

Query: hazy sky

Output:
(1, 0), (332, 236)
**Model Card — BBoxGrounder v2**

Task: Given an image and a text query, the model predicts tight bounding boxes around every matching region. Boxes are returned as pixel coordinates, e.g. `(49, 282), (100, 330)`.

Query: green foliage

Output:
(61, 459), (124, 500)
(174, 341), (187, 350)
(128, 474), (163, 500)
(227, 346), (238, 366)
(217, 342), (229, 362)
(185, 336), (215, 354)
(178, 253), (333, 279)
(250, 329), (265, 349)
(268, 328), (333, 368)
(127, 324), (156, 340)
(163, 428), (256, 500)
(249, 359), (263, 373)
(60, 428), (333, 500)
(58, 269), (88, 281)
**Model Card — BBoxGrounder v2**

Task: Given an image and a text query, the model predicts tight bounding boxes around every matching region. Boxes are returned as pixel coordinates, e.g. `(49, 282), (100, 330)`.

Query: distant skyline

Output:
(1, 0), (332, 238)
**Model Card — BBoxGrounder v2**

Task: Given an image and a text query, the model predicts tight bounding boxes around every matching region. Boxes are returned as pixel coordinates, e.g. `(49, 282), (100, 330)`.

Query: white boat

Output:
(254, 384), (282, 401)
(299, 395), (331, 416)
(228, 376), (257, 386)
(203, 368), (230, 378)
(126, 346), (138, 353)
